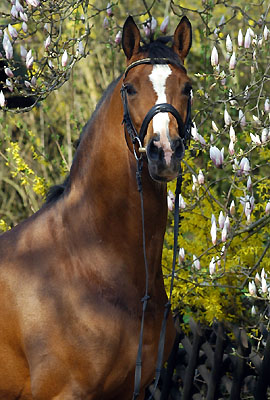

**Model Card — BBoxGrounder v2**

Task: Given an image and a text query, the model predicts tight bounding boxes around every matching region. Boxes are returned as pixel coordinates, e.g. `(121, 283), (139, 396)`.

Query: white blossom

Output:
(244, 29), (251, 48)
(251, 305), (256, 316)
(218, 211), (225, 229)
(115, 31), (122, 45)
(0, 90), (6, 107)
(263, 26), (269, 41)
(261, 276), (268, 293)
(265, 201), (270, 215)
(209, 257), (216, 275)
(224, 109), (232, 126)
(26, 0), (40, 7)
(160, 16), (169, 34)
(210, 146), (224, 168)
(252, 115), (261, 125)
(179, 194), (186, 209)
(226, 34), (233, 52)
(229, 126), (236, 142)
(250, 132), (261, 145)
(198, 170), (204, 185)
(192, 255), (201, 270)
(210, 219), (217, 245)
(212, 120), (219, 133)
(264, 98), (270, 113)
(239, 157), (250, 175)
(179, 248), (185, 263)
(61, 50), (68, 67)
(238, 29), (243, 47)
(230, 200), (235, 215)
(229, 52), (236, 70)
(248, 281), (256, 296)
(211, 46), (219, 67)
(221, 224), (227, 242)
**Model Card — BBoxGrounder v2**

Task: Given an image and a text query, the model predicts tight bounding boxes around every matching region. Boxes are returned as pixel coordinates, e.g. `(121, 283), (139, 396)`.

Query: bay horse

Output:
(0, 16), (192, 400)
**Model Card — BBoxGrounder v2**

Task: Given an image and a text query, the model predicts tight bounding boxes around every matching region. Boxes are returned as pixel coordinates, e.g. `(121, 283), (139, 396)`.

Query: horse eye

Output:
(183, 84), (192, 96)
(125, 84), (137, 96)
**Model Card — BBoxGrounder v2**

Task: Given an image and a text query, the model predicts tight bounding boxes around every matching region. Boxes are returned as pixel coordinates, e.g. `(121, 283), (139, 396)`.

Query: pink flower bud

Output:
(226, 34), (233, 52)
(224, 109), (232, 126)
(255, 272), (261, 285)
(115, 30), (122, 45)
(209, 257), (216, 275)
(229, 126), (236, 142)
(263, 26), (269, 41)
(228, 140), (234, 155)
(229, 52), (236, 70)
(103, 17), (109, 29)
(6, 78), (13, 92)
(221, 224), (227, 242)
(261, 276), (267, 293)
(192, 255), (200, 270)
(211, 46), (219, 67)
(210, 219), (217, 245)
(20, 11), (28, 22)
(11, 5), (19, 18)
(210, 146), (224, 168)
(61, 50), (68, 67)
(250, 132), (261, 145)
(16, 0), (24, 12)
(244, 29), (251, 48)
(265, 201), (270, 215)
(179, 248), (185, 263)
(239, 109), (246, 127)
(198, 169), (204, 185)
(265, 98), (270, 113)
(230, 200), (235, 215)
(179, 194), (186, 209)
(160, 16), (169, 34)
(4, 67), (14, 78)
(0, 90), (6, 107)
(247, 176), (252, 192)
(31, 76), (36, 86)
(238, 29), (243, 46)
(44, 35), (51, 50)
(261, 128), (268, 143)
(212, 120), (219, 133)
(218, 211), (225, 229)
(239, 157), (250, 175)
(106, 3), (113, 17)
(26, 0), (40, 7)
(22, 22), (28, 32)
(248, 281), (256, 296)
(143, 23), (151, 37)
(8, 24), (18, 39)
(26, 49), (33, 69)
(3, 32), (13, 59)
(150, 17), (157, 33)
(24, 80), (31, 88)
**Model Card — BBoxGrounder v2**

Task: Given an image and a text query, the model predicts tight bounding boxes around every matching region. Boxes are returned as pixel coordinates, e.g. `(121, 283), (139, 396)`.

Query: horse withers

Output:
(0, 16), (192, 400)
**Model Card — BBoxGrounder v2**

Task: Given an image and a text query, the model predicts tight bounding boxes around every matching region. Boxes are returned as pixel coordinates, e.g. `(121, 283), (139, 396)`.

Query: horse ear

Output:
(122, 16), (141, 60)
(172, 16), (192, 63)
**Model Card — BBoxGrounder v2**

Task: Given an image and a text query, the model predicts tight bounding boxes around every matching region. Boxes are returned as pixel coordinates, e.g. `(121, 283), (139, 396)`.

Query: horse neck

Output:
(62, 78), (168, 286)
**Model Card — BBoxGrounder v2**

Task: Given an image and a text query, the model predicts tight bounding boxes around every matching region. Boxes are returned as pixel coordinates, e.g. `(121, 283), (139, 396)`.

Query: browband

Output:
(123, 57), (186, 79)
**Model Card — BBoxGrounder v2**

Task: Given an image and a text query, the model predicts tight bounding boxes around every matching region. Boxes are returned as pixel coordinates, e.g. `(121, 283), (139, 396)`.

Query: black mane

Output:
(45, 36), (183, 204)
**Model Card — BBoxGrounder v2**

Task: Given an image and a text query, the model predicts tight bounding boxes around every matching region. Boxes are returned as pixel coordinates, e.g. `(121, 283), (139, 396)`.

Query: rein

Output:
(120, 58), (191, 400)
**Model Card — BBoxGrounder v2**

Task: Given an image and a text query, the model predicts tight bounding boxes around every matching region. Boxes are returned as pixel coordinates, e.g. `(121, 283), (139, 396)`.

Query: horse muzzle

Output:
(146, 136), (185, 182)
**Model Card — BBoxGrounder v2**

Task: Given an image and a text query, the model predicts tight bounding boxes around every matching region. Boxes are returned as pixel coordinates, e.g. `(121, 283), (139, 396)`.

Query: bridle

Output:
(120, 58), (192, 400)
(120, 57), (193, 158)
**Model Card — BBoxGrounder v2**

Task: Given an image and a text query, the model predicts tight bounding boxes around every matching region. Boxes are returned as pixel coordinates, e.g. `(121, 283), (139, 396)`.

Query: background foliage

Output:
(0, 0), (270, 338)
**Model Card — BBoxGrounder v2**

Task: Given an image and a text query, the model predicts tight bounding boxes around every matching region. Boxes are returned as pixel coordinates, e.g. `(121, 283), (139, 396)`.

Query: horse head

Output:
(121, 16), (192, 182)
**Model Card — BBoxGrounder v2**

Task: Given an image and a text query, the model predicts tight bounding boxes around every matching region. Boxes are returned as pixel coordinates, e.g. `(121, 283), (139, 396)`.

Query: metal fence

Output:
(146, 316), (270, 400)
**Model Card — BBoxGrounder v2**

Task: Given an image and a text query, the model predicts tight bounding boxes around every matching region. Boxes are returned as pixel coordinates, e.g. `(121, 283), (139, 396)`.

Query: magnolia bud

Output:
(179, 248), (185, 263)
(265, 98), (270, 113)
(250, 132), (261, 145)
(247, 176), (252, 192)
(6, 78), (13, 92)
(20, 44), (27, 59)
(224, 109), (232, 126)
(211, 46), (219, 67)
(198, 170), (204, 185)
(210, 146), (224, 168)
(261, 276), (268, 293)
(179, 194), (186, 209)
(238, 29), (243, 46)
(265, 201), (270, 215)
(261, 128), (268, 143)
(210, 219), (217, 245)
(228, 140), (234, 155)
(167, 195), (174, 211)
(193, 255), (201, 270)
(209, 257), (216, 275)
(0, 90), (6, 107)
(263, 25), (269, 41)
(61, 50), (68, 67)
(229, 52), (236, 70)
(226, 34), (233, 52)
(221, 224), (227, 242)
(218, 211), (225, 229)
(26, 0), (40, 6)
(160, 16), (169, 34)
(115, 31), (122, 45)
(255, 272), (261, 285)
(44, 35), (51, 50)
(106, 2), (113, 17)
(240, 157), (250, 175)
(248, 281), (256, 296)
(4, 67), (14, 78)
(251, 305), (256, 316)
(22, 22), (28, 32)
(229, 125), (236, 142)
(239, 109), (246, 127)
(15, 0), (24, 13)
(20, 11), (28, 22)
(8, 24), (18, 39)
(212, 120), (219, 133)
(244, 29), (251, 48)
(230, 200), (235, 215)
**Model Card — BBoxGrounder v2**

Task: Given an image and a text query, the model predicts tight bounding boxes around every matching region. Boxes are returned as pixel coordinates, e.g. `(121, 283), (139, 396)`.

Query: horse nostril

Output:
(147, 138), (160, 161)
(173, 139), (185, 160)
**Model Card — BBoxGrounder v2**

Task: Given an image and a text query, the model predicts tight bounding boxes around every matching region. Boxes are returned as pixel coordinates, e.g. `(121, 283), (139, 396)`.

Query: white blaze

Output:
(149, 64), (172, 165)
